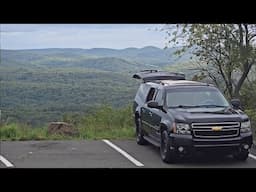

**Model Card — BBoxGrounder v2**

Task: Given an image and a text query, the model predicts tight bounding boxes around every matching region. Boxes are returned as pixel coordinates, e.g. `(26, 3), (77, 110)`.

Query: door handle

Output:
(149, 112), (153, 116)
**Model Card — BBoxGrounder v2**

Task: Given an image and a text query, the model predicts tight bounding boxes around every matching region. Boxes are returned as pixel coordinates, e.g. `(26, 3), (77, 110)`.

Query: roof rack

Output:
(139, 69), (158, 73)
(159, 80), (210, 86)
(133, 70), (185, 82)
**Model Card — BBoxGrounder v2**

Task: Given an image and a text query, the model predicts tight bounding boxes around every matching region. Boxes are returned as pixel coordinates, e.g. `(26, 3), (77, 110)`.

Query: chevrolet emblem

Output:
(212, 126), (222, 131)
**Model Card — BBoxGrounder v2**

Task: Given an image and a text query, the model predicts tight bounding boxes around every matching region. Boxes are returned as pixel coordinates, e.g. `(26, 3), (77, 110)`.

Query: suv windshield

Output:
(166, 87), (230, 108)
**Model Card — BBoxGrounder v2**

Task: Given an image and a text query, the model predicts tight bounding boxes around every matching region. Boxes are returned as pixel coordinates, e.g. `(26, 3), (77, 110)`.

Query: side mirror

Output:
(148, 101), (161, 109)
(231, 99), (241, 110)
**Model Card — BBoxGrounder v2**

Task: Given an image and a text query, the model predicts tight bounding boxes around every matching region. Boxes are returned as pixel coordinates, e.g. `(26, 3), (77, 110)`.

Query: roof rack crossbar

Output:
(139, 69), (158, 73)
(133, 70), (185, 82)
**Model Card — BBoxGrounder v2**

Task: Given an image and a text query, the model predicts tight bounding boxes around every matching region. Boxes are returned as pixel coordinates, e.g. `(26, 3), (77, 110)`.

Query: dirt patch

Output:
(47, 122), (79, 136)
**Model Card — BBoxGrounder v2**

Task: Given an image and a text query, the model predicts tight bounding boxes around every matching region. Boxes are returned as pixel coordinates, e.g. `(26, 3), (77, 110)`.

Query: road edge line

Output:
(0, 155), (14, 168)
(249, 153), (256, 160)
(102, 139), (144, 167)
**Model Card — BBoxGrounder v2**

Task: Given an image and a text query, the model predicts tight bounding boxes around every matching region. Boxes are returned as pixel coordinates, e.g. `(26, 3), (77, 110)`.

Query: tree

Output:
(164, 24), (256, 99)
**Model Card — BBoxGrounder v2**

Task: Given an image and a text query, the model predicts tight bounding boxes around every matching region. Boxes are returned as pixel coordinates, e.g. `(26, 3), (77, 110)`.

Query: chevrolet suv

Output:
(133, 70), (253, 163)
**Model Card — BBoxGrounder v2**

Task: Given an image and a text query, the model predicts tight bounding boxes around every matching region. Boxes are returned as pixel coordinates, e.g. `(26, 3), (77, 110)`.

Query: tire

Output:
(136, 117), (147, 145)
(160, 130), (177, 163)
(233, 150), (249, 161)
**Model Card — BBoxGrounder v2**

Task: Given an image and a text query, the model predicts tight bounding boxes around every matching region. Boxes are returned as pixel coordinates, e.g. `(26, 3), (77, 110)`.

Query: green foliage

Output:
(241, 80), (256, 139)
(78, 105), (135, 139)
(0, 69), (139, 126)
(62, 112), (81, 126)
(0, 123), (18, 139)
(0, 123), (48, 141)
(240, 80), (256, 109)
(245, 109), (256, 139)
(0, 105), (135, 140)
(0, 47), (193, 126)
(164, 24), (256, 98)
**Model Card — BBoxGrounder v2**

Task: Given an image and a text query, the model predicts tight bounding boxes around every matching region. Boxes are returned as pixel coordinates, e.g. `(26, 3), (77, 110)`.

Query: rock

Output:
(47, 122), (79, 136)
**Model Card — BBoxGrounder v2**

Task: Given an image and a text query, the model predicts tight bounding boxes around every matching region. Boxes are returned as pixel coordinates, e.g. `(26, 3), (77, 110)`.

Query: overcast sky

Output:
(0, 24), (169, 50)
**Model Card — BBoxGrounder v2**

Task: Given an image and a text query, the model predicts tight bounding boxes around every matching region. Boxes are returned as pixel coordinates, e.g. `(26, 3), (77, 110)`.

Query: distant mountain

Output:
(1, 46), (193, 71)
(0, 46), (194, 126)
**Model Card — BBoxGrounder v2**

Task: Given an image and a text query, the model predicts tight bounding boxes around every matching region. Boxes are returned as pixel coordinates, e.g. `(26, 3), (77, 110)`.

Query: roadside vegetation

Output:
(1, 25), (256, 141)
(0, 105), (135, 141)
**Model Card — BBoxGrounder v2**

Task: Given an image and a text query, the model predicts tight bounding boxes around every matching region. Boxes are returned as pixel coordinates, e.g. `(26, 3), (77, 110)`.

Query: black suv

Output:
(133, 70), (253, 163)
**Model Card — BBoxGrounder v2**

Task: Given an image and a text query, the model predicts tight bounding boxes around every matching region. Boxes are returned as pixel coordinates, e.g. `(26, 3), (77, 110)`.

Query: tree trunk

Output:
(234, 61), (254, 98)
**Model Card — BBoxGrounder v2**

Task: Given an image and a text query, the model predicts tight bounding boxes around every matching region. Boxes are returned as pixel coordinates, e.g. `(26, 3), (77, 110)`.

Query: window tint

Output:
(154, 89), (163, 105)
(146, 88), (156, 102)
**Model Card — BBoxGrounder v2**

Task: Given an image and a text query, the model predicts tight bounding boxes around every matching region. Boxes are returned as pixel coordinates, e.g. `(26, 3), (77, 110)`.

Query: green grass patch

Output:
(77, 104), (135, 140)
(0, 123), (47, 141)
(0, 105), (136, 141)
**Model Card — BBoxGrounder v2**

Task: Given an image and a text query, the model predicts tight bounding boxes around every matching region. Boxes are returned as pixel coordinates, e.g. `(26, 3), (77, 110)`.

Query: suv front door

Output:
(147, 88), (163, 141)
(141, 87), (157, 136)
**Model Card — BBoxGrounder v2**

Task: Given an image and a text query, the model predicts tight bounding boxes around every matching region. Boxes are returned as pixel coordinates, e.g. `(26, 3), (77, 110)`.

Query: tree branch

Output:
(248, 33), (256, 41)
(244, 24), (249, 45)
(238, 24), (244, 47)
(234, 61), (255, 97)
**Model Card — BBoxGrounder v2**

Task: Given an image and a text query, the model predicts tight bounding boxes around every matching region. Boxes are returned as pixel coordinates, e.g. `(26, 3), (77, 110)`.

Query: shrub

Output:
(245, 109), (256, 140)
(0, 123), (18, 139)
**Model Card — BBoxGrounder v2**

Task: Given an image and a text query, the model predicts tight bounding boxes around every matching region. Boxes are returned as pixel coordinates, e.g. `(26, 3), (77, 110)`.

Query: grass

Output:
(0, 123), (135, 141)
(77, 104), (135, 140)
(0, 123), (46, 141)
(0, 105), (136, 141)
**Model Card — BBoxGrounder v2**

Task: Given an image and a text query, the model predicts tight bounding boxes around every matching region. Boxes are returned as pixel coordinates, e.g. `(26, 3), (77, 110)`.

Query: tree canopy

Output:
(164, 24), (256, 99)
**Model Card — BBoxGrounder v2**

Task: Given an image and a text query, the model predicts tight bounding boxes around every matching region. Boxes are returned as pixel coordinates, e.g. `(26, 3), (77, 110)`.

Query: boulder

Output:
(47, 122), (79, 136)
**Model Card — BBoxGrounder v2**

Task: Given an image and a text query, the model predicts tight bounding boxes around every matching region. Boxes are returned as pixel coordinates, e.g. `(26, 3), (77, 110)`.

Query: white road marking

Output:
(249, 153), (256, 160)
(0, 155), (14, 168)
(102, 139), (144, 167)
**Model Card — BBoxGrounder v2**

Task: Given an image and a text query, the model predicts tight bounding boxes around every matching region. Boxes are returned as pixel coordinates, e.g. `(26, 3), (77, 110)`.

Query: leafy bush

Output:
(245, 109), (256, 140)
(0, 123), (18, 139)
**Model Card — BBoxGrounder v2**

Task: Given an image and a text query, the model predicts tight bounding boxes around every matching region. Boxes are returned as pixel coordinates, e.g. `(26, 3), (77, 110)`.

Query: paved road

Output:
(1, 139), (256, 168)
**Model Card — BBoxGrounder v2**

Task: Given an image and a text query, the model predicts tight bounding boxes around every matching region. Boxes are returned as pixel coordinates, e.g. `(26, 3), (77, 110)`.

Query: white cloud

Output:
(0, 24), (168, 49)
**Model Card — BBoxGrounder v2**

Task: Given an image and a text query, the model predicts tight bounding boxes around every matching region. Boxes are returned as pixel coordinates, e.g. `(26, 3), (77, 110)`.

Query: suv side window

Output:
(146, 87), (156, 102)
(136, 84), (150, 103)
(154, 89), (163, 105)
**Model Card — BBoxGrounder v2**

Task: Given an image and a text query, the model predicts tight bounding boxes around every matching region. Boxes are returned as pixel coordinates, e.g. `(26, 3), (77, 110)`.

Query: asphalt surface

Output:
(1, 139), (256, 168)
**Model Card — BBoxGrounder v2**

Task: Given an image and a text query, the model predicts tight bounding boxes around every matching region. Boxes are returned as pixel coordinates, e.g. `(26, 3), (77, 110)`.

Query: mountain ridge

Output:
(0, 45), (194, 125)
(1, 45), (192, 69)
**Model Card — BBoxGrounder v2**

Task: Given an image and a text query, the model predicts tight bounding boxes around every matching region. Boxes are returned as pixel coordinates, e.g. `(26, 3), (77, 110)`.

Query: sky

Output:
(0, 24), (169, 50)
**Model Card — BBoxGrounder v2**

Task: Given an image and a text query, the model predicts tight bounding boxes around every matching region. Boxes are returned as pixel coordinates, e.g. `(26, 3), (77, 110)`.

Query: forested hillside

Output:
(0, 47), (192, 126)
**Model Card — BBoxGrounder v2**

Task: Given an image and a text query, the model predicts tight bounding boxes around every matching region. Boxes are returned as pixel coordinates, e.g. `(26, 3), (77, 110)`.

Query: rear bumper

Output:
(169, 132), (253, 154)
